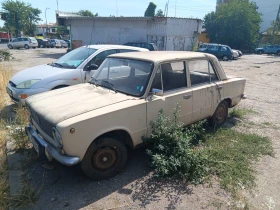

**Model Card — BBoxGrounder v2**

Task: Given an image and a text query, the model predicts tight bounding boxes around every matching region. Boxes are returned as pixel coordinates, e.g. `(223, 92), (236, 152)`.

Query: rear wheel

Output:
(81, 137), (127, 180)
(209, 100), (228, 127)
(222, 55), (229, 61)
(24, 44), (29, 49)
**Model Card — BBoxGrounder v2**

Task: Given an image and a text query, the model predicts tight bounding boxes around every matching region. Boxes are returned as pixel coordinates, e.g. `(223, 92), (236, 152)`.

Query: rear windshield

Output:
(29, 37), (36, 41)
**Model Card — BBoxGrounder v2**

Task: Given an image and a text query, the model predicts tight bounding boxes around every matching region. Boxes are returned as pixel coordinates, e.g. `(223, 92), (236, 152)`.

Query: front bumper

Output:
(6, 82), (49, 105)
(25, 124), (80, 166)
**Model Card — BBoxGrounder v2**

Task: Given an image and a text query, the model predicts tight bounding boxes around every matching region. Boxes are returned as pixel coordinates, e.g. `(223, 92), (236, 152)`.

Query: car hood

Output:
(10, 64), (72, 85)
(255, 48), (263, 50)
(26, 84), (134, 125)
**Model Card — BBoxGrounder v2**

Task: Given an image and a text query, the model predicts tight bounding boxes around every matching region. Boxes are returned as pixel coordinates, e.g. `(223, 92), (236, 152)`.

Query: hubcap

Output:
(92, 147), (117, 171)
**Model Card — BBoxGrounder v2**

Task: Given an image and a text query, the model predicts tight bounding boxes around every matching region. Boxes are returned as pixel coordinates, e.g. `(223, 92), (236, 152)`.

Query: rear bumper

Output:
(25, 124), (80, 166)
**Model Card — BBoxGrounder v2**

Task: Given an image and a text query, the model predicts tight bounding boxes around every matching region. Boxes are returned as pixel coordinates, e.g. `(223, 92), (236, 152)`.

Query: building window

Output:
(51, 29), (56, 33)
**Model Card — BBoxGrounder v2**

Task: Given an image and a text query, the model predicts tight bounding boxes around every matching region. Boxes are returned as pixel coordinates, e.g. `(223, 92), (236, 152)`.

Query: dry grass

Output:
(0, 65), (12, 210)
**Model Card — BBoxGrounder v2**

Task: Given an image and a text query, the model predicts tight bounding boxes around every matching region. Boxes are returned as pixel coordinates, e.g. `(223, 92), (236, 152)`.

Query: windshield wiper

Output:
(53, 62), (64, 68)
(101, 80), (117, 93)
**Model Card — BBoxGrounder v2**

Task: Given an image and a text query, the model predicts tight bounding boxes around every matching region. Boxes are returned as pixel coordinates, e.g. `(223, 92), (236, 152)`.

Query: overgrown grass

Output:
(8, 180), (38, 209)
(0, 50), (13, 61)
(147, 105), (273, 198)
(228, 108), (256, 119)
(204, 129), (273, 195)
(0, 66), (12, 210)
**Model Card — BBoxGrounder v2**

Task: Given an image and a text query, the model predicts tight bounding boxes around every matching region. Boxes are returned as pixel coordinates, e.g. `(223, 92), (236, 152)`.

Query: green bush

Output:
(0, 50), (12, 61)
(144, 106), (208, 184)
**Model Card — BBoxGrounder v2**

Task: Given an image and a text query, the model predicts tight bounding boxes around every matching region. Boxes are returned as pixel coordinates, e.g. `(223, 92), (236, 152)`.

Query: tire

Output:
(209, 100), (228, 127)
(259, 50), (263, 55)
(40, 44), (44, 48)
(24, 44), (29, 49)
(222, 55), (229, 61)
(81, 137), (127, 180)
(276, 51), (280, 56)
(8, 45), (13, 49)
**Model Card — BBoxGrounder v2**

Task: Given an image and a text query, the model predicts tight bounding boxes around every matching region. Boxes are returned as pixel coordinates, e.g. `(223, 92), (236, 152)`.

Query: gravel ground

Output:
(5, 49), (280, 210)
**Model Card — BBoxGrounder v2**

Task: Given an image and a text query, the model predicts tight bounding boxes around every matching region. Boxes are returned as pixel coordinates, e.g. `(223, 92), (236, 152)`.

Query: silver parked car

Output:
(59, 40), (68, 48)
(6, 45), (149, 104)
(7, 37), (38, 49)
(49, 39), (62, 48)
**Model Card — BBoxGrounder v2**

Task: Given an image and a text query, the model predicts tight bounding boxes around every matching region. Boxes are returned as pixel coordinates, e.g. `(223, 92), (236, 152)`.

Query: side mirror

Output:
(152, 88), (163, 96)
(85, 64), (99, 71)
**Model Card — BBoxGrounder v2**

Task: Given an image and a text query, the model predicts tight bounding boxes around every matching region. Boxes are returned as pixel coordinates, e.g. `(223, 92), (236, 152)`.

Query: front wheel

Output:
(209, 100), (228, 127)
(259, 50), (264, 55)
(8, 45), (13, 49)
(276, 51), (280, 56)
(81, 137), (127, 180)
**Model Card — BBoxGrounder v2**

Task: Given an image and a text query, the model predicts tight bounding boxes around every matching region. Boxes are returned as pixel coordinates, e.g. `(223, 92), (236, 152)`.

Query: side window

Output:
(188, 60), (210, 86)
(24, 38), (29, 41)
(119, 49), (136, 53)
(209, 62), (219, 82)
(208, 45), (218, 51)
(221, 47), (227, 51)
(91, 50), (118, 67)
(161, 62), (186, 92)
(18, 38), (23, 41)
(12, 39), (18, 42)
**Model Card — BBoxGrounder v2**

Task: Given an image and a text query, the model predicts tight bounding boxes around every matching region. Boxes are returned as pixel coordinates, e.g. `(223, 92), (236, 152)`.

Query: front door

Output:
(147, 61), (193, 136)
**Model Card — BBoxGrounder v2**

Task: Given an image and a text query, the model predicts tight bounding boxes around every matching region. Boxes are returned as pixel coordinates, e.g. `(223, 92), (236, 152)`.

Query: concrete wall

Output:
(65, 18), (202, 51)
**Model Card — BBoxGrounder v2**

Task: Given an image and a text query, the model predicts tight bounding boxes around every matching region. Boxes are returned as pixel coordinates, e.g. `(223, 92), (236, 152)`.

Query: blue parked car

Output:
(197, 44), (233, 61)
(255, 45), (280, 56)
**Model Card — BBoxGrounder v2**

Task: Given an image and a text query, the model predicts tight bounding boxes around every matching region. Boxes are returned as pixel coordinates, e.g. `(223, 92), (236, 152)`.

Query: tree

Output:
(144, 2), (157, 17)
(203, 0), (262, 50)
(1, 0), (42, 37)
(155, 9), (164, 17)
(266, 20), (280, 44)
(77, 10), (98, 17)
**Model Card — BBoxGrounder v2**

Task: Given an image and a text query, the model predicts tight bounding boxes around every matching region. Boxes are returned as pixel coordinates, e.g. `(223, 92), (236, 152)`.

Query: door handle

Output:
(216, 85), (223, 90)
(183, 94), (192, 100)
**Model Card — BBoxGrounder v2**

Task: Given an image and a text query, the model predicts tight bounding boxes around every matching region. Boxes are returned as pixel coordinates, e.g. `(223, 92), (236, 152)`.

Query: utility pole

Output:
(166, 0), (169, 17)
(57, 0), (59, 11)
(276, 4), (280, 22)
(175, 0), (177, 17)
(45, 8), (50, 36)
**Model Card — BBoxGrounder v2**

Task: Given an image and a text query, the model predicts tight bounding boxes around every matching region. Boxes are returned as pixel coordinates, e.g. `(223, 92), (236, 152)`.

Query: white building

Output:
(56, 12), (203, 50)
(36, 23), (57, 35)
(253, 0), (279, 32)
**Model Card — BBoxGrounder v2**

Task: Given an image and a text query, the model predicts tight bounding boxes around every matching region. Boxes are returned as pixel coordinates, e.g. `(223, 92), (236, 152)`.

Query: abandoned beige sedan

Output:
(25, 51), (246, 179)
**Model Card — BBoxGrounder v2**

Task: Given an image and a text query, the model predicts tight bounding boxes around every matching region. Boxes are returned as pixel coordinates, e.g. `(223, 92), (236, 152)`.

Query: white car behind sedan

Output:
(6, 45), (148, 104)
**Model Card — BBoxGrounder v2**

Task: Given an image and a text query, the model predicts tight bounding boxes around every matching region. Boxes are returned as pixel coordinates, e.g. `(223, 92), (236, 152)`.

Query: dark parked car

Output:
(36, 39), (49, 48)
(197, 44), (233, 61)
(123, 42), (158, 51)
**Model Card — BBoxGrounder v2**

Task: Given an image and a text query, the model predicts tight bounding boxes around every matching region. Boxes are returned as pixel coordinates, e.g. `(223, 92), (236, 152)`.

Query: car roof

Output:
(82, 45), (149, 51)
(108, 51), (216, 63)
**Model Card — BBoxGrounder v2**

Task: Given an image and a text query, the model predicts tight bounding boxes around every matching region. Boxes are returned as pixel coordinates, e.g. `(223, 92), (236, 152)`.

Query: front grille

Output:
(29, 106), (54, 138)
(9, 81), (16, 88)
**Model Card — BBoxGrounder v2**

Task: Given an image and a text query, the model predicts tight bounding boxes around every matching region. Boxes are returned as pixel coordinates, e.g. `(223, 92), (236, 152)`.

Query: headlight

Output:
(16, 80), (40, 89)
(52, 127), (62, 147)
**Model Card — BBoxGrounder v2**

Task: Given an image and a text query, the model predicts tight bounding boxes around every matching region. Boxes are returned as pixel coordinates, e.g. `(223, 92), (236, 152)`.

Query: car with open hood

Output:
(6, 45), (148, 104)
(25, 51), (246, 180)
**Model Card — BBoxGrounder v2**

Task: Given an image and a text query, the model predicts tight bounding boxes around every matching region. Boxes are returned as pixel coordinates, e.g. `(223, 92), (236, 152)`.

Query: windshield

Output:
(90, 58), (154, 97)
(54, 47), (97, 69)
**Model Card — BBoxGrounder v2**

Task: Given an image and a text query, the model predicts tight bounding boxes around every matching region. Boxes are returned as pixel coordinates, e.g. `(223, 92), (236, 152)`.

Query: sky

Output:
(0, 0), (217, 26)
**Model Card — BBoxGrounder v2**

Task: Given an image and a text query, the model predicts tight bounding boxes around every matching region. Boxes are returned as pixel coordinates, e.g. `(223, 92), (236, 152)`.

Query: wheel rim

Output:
(223, 56), (228, 61)
(40, 45), (43, 48)
(25, 45), (28, 49)
(91, 146), (118, 171)
(215, 104), (226, 123)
